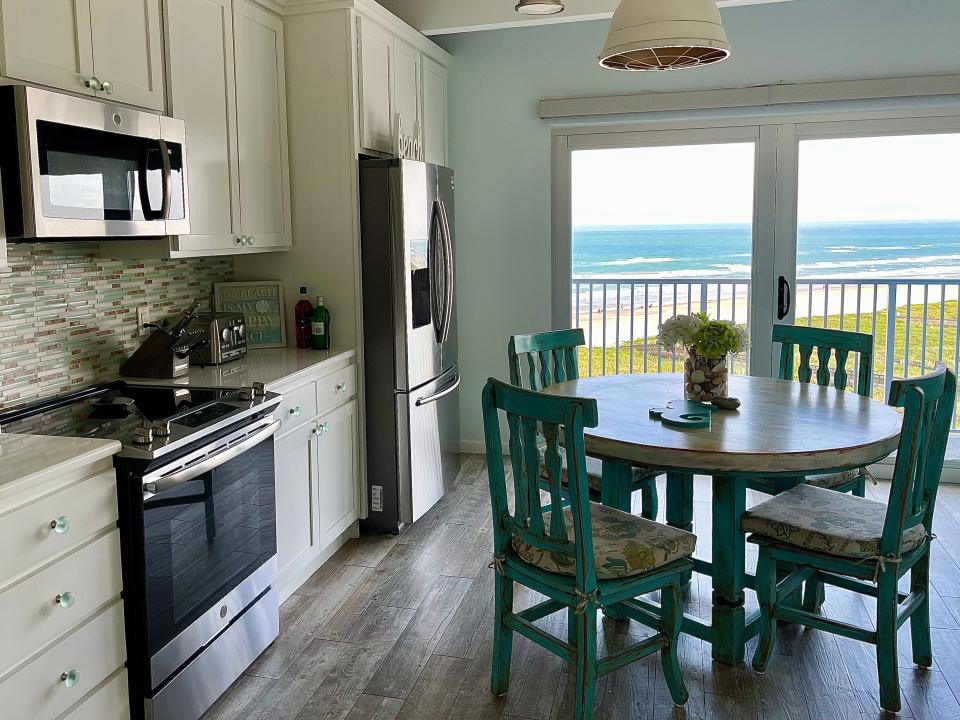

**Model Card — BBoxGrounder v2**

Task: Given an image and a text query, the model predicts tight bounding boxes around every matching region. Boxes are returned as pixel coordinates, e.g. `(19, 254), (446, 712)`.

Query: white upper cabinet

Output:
(165, 0), (240, 251)
(0, 0), (163, 109)
(233, 0), (291, 249)
(421, 54), (448, 166)
(357, 15), (394, 155)
(355, 12), (448, 163)
(393, 38), (421, 150)
(88, 0), (164, 109)
(164, 0), (290, 255)
(0, 0), (94, 96)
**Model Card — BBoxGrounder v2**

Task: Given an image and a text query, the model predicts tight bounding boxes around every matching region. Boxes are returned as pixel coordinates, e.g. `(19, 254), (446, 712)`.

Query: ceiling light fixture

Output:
(515, 0), (565, 16)
(599, 0), (731, 71)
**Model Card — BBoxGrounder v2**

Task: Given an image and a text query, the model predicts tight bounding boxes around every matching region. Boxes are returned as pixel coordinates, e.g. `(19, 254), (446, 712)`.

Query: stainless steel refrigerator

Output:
(359, 158), (461, 534)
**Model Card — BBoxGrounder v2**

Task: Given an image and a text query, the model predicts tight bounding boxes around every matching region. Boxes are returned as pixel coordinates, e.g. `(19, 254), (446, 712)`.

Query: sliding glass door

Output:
(775, 119), (960, 404)
(555, 114), (960, 413)
(558, 127), (766, 378)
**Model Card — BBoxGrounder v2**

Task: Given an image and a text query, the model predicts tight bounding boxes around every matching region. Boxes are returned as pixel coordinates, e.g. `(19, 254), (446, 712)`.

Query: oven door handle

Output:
(143, 419), (281, 498)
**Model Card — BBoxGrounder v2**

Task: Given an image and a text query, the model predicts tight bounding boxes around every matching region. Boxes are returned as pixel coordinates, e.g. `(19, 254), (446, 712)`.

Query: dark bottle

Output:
(294, 287), (314, 349)
(311, 296), (331, 350)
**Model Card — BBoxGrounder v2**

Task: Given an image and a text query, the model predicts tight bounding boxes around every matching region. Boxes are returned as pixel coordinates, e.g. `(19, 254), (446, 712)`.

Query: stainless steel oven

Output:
(117, 413), (281, 720)
(0, 85), (189, 238)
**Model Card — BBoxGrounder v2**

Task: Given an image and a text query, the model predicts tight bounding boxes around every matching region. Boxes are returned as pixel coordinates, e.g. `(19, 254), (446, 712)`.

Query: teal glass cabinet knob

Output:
(56, 592), (76, 609)
(61, 670), (80, 688)
(50, 516), (71, 534)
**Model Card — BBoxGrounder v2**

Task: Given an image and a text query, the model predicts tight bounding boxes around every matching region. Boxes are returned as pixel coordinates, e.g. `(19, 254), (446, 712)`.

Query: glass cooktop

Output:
(0, 382), (236, 444)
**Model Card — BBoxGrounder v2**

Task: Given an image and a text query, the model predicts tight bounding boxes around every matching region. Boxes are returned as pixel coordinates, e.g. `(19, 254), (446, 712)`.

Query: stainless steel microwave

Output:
(0, 85), (189, 239)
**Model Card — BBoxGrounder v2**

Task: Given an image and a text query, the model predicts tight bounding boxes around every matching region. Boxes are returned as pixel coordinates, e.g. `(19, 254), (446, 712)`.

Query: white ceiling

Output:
(376, 0), (797, 36)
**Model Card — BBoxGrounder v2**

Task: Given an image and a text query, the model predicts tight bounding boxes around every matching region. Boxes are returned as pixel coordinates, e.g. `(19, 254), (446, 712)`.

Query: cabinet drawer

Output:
(277, 381), (318, 436)
(317, 365), (357, 416)
(0, 531), (123, 676)
(0, 470), (118, 584)
(0, 602), (125, 720)
(61, 668), (129, 720)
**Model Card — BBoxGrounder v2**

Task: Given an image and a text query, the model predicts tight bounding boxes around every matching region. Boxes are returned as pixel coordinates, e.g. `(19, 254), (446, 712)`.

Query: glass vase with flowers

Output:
(658, 313), (750, 402)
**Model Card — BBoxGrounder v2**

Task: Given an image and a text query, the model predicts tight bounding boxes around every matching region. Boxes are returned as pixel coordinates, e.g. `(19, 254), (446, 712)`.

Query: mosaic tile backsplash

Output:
(0, 244), (233, 409)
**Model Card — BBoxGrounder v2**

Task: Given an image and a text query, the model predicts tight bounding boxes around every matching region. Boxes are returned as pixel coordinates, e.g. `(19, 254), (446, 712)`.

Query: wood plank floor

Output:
(203, 455), (960, 720)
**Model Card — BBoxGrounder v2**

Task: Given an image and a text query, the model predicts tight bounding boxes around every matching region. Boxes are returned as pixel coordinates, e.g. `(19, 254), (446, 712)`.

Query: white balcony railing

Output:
(572, 277), (960, 425)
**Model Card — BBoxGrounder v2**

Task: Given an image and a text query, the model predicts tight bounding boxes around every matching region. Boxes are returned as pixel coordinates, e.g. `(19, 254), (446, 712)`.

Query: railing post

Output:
(884, 283), (897, 402)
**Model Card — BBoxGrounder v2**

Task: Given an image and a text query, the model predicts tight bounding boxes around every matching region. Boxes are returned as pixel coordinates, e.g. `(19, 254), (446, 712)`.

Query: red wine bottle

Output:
(294, 287), (314, 349)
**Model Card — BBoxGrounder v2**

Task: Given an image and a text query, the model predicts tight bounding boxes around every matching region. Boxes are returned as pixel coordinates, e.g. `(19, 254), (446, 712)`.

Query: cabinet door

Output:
(165, 0), (242, 252)
(422, 55), (448, 167)
(393, 39), (421, 153)
(274, 424), (316, 576)
(315, 400), (359, 546)
(357, 16), (393, 155)
(89, 0), (164, 109)
(0, 0), (95, 95)
(233, 0), (291, 249)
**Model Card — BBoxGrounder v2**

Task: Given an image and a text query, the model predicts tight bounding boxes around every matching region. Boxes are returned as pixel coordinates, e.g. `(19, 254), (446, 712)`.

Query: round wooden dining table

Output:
(540, 373), (903, 664)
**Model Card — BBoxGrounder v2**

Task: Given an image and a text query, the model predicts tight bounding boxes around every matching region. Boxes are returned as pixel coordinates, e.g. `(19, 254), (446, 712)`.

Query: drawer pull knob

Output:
(316, 422), (330, 436)
(290, 406), (301, 417)
(61, 670), (80, 688)
(50, 516), (71, 534)
(336, 383), (348, 393)
(56, 592), (76, 609)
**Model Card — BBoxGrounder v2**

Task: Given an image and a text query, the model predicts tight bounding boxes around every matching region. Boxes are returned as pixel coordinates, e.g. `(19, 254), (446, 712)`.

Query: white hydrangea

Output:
(658, 314), (704, 348)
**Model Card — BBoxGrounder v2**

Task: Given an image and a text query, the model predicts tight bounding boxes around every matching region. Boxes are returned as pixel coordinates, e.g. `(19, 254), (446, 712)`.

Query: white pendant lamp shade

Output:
(600, 0), (731, 71)
(515, 0), (565, 16)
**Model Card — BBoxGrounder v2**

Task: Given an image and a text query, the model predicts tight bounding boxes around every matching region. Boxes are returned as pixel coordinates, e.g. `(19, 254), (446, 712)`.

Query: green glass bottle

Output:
(310, 296), (331, 350)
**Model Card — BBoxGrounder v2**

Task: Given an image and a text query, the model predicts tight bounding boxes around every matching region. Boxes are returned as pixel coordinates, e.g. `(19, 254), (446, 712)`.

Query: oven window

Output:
(35, 120), (185, 222)
(142, 436), (276, 655)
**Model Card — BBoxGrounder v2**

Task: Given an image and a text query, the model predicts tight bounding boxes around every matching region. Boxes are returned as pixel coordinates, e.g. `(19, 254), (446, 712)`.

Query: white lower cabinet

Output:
(274, 422), (316, 577)
(270, 358), (361, 598)
(0, 446), (127, 720)
(316, 399), (360, 547)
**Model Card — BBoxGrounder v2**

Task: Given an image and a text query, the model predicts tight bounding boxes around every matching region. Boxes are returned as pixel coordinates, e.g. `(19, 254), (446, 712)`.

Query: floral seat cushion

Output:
(512, 502), (696, 580)
(806, 467), (872, 489)
(742, 483), (927, 559)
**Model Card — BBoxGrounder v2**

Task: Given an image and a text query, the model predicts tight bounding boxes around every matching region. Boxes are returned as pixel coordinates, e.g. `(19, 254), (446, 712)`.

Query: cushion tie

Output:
(489, 555), (507, 576)
(573, 588), (601, 614)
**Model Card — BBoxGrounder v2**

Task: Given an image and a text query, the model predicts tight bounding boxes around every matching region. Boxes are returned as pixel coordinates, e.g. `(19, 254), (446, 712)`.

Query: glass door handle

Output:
(777, 276), (792, 320)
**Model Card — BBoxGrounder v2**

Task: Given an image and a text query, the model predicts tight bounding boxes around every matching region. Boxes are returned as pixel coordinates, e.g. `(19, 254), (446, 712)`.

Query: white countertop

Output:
(0, 434), (121, 501)
(125, 346), (357, 390)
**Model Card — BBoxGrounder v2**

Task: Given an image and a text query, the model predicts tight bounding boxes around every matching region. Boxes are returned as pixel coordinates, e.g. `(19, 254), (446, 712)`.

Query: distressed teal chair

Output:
(751, 325), (876, 497)
(508, 329), (662, 519)
(744, 363), (956, 714)
(482, 378), (694, 719)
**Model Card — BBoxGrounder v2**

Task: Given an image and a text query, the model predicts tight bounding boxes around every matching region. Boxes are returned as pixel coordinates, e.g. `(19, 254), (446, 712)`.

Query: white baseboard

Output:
(460, 439), (487, 454)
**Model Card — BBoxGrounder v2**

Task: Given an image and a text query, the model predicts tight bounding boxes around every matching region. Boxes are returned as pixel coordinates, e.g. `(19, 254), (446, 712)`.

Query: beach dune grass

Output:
(578, 299), (959, 408)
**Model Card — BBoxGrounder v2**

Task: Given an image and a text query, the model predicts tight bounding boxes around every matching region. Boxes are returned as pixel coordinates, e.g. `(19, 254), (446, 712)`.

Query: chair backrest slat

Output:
(773, 325), (874, 397)
(508, 329), (585, 392)
(482, 378), (600, 591)
(881, 364), (956, 557)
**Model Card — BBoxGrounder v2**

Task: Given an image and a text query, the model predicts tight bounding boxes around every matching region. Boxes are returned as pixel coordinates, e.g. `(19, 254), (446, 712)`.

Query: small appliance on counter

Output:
(120, 301), (209, 379)
(182, 312), (247, 366)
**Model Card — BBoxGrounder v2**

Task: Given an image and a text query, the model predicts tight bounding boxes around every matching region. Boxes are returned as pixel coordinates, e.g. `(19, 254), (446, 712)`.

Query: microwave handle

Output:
(158, 139), (172, 220)
(142, 420), (280, 499)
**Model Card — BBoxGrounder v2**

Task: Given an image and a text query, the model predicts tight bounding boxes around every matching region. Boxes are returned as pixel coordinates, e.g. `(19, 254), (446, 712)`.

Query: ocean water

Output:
(573, 220), (960, 279)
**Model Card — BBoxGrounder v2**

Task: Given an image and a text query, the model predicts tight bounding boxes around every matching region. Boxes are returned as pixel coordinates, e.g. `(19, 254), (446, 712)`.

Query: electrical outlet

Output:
(371, 485), (383, 513)
(137, 306), (151, 337)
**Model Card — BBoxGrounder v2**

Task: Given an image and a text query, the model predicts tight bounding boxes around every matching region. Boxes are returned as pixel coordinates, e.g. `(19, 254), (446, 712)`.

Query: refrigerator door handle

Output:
(415, 373), (461, 407)
(429, 200), (445, 345)
(438, 199), (455, 344)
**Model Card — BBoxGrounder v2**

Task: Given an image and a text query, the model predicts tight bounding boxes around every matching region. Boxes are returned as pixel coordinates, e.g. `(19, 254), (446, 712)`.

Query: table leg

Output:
(666, 472), (694, 586)
(711, 474), (747, 664)
(601, 459), (633, 621)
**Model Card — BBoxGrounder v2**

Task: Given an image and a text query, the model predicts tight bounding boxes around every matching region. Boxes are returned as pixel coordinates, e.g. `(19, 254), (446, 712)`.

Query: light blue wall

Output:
(436, 0), (960, 448)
